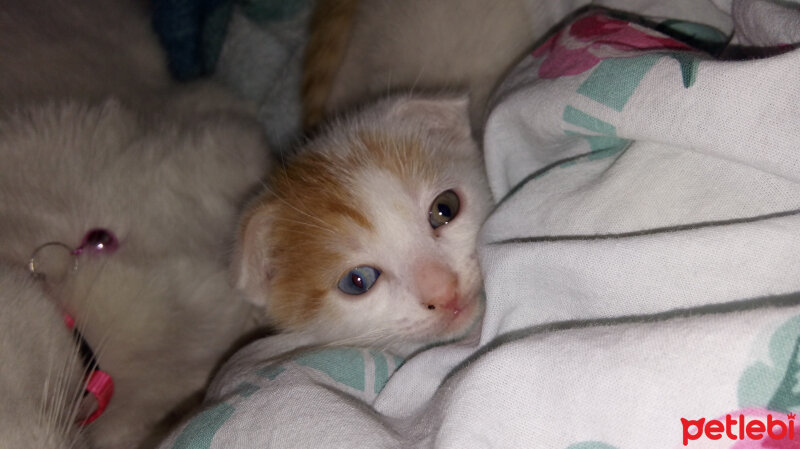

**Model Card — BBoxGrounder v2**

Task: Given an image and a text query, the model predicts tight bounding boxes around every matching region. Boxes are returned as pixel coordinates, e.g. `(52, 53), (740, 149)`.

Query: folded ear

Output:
(385, 94), (473, 141)
(231, 199), (275, 309)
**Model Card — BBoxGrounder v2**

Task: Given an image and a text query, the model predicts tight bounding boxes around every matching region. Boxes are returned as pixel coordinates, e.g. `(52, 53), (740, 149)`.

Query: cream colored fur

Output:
(0, 263), (87, 449)
(318, 0), (546, 128)
(0, 0), (270, 448)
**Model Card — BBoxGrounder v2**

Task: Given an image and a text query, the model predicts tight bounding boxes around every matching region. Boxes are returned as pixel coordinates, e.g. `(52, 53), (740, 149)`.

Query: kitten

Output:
(302, 0), (541, 129)
(0, 0), (270, 447)
(235, 94), (491, 356)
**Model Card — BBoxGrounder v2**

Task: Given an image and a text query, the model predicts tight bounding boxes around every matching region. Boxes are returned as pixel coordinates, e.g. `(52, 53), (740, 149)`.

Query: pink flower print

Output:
(532, 30), (604, 78)
(533, 13), (692, 79)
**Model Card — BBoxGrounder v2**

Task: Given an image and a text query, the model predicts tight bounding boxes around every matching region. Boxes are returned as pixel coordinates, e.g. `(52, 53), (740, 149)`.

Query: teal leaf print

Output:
(739, 314), (800, 412)
(768, 334), (800, 412)
(669, 53), (699, 88)
(256, 364), (286, 380)
(171, 403), (234, 449)
(566, 442), (620, 449)
(577, 55), (661, 111)
(656, 20), (729, 55)
(562, 107), (630, 162)
(294, 348), (366, 391)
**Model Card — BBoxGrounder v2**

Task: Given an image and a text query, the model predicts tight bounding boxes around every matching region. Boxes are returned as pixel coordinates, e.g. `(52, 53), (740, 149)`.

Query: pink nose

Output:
(414, 261), (461, 314)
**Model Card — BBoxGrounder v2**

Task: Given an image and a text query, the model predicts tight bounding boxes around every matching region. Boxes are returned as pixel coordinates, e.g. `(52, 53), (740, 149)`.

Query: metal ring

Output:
(27, 241), (79, 279)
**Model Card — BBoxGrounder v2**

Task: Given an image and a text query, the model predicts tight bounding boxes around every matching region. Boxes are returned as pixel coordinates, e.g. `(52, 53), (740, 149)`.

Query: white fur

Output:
(0, 263), (87, 449)
(319, 97), (490, 354)
(312, 167), (488, 354)
(0, 1), (271, 447)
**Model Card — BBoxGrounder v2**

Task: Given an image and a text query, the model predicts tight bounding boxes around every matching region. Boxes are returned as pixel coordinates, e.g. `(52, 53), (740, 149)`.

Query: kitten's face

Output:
(236, 95), (491, 354)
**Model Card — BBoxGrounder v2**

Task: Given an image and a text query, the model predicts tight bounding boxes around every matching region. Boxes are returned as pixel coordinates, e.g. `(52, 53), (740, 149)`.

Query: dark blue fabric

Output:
(151, 0), (233, 80)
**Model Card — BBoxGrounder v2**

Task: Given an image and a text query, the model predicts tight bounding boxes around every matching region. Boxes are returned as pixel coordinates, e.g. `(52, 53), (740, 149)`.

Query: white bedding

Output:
(159, 1), (800, 447)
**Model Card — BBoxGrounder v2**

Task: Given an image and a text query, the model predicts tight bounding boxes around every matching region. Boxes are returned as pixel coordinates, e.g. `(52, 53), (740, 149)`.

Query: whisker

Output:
(320, 327), (400, 349)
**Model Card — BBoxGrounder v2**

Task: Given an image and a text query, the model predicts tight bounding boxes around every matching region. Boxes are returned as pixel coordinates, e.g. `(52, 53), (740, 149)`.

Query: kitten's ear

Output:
(232, 200), (275, 308)
(386, 95), (472, 141)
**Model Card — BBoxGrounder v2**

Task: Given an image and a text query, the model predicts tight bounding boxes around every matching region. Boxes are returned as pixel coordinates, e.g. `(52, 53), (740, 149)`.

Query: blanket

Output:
(158, 1), (800, 448)
(153, 0), (314, 150)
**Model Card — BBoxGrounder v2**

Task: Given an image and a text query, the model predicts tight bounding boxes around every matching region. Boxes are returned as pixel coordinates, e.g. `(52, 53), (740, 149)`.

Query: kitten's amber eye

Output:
(428, 190), (460, 229)
(337, 266), (381, 295)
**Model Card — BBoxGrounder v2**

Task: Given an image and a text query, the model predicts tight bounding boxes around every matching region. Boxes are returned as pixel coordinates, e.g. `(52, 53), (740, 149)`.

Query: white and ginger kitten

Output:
(0, 0), (270, 448)
(235, 95), (492, 355)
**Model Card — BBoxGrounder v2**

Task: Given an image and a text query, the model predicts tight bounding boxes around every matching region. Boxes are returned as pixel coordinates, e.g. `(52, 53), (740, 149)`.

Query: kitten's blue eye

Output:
(428, 190), (460, 229)
(337, 266), (381, 295)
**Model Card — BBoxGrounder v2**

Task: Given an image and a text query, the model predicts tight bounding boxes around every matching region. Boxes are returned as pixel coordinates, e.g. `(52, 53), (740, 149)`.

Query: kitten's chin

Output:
(441, 294), (484, 337)
(384, 295), (484, 357)
(418, 289), (484, 349)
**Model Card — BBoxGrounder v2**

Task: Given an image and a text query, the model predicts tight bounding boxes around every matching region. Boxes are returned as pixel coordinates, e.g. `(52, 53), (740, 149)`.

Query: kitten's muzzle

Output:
(414, 260), (460, 310)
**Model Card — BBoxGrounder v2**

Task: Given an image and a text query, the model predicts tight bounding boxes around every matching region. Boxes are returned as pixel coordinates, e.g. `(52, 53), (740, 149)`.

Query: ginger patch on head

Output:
(252, 147), (380, 329)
